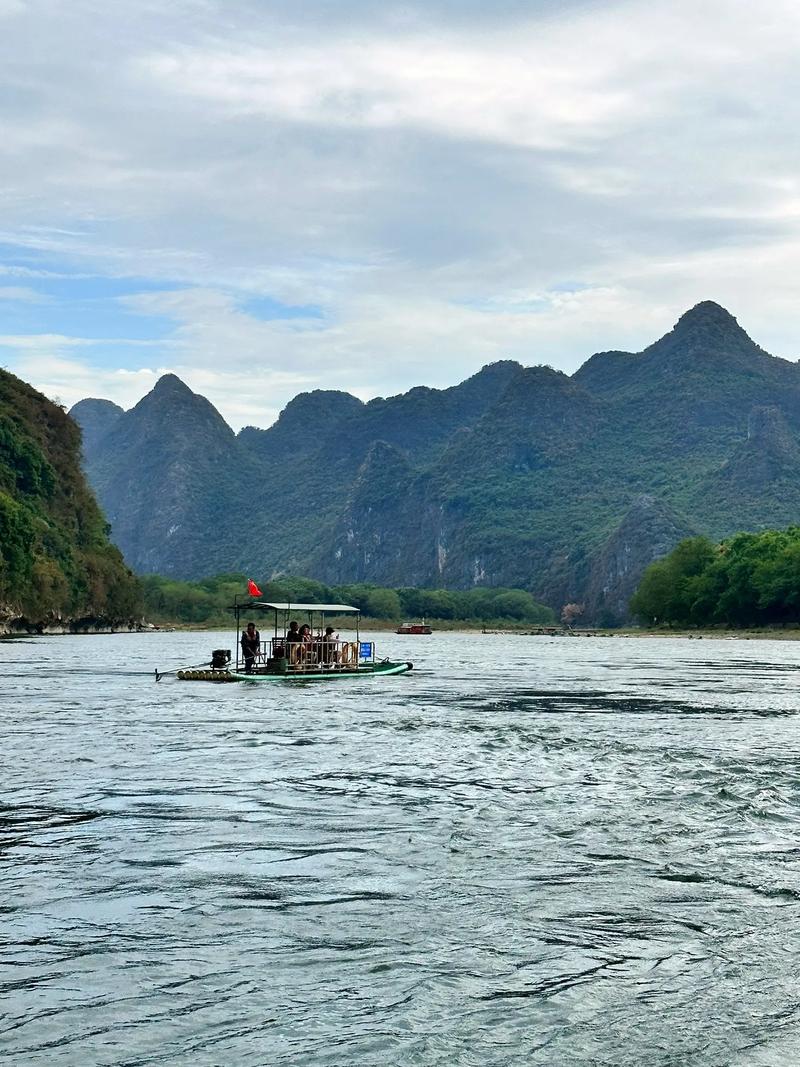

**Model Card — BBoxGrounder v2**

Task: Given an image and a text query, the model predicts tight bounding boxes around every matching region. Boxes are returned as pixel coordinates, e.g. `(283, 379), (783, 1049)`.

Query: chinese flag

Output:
(247, 579), (263, 597)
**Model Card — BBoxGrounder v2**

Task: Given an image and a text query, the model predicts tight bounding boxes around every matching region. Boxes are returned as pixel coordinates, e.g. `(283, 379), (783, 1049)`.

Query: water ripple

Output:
(3, 631), (800, 1064)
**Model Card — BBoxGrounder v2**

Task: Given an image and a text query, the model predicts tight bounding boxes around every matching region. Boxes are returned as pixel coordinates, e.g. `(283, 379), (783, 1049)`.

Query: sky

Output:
(2, 0), (800, 430)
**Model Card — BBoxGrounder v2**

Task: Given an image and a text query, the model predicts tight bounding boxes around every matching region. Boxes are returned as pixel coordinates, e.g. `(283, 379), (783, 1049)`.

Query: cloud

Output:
(0, 333), (97, 349)
(0, 285), (47, 302)
(141, 36), (638, 153)
(1, 0), (800, 424)
(0, 332), (165, 349)
(5, 352), (161, 410)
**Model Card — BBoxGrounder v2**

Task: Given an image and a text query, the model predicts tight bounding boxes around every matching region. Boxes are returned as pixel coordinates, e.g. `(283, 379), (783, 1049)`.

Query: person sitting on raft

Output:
(240, 621), (260, 673)
(298, 624), (316, 662)
(319, 626), (339, 665)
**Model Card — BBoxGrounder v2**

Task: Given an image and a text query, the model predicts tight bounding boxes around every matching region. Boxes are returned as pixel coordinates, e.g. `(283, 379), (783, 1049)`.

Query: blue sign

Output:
(359, 642), (373, 659)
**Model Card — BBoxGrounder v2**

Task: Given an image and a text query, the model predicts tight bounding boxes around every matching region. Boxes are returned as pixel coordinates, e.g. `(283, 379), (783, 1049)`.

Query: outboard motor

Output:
(210, 648), (231, 669)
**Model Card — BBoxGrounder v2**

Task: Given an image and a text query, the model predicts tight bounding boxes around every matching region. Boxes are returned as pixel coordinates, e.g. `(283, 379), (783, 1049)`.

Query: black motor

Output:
(210, 649), (231, 669)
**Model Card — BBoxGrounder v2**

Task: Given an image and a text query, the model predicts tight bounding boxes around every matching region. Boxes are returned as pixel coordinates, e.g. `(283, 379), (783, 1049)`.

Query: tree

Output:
(630, 537), (716, 626)
(364, 588), (402, 619)
(491, 589), (539, 620)
(561, 602), (584, 629)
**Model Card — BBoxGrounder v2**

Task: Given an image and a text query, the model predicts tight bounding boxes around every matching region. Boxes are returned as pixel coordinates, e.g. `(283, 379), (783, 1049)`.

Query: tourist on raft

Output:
(240, 621), (260, 673)
(297, 624), (314, 661)
(319, 626), (339, 664)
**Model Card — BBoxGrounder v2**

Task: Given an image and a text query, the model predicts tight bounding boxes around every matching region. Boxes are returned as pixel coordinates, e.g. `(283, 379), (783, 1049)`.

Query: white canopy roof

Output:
(251, 602), (360, 614)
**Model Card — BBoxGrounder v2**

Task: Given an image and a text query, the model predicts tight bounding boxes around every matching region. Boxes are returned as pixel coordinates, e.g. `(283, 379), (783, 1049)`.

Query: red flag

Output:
(247, 579), (263, 597)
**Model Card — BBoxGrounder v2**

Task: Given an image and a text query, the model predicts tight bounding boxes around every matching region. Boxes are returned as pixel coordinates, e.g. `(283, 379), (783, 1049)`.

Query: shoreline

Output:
(0, 621), (157, 638)
(6, 618), (800, 642)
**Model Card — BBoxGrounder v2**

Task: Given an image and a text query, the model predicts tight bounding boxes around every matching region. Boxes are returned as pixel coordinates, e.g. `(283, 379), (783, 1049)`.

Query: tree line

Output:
(631, 527), (800, 628)
(140, 572), (556, 627)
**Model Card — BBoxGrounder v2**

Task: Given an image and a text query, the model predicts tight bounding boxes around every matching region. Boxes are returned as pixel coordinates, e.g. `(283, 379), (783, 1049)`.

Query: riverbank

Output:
(0, 617), (161, 637)
(140, 618), (800, 640)
(490, 626), (800, 640)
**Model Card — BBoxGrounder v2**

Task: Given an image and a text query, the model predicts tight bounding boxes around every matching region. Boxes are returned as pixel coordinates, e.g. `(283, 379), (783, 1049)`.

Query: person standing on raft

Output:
(241, 621), (260, 673)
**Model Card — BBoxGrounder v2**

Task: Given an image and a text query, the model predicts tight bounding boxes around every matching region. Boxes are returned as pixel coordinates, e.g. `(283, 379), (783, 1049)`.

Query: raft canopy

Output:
(234, 602), (360, 614)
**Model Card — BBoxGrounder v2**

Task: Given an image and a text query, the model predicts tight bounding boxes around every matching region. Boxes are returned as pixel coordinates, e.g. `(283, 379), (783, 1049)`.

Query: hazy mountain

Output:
(71, 302), (800, 623)
(77, 374), (261, 576)
(333, 359), (523, 465)
(70, 397), (124, 455)
(237, 389), (364, 465)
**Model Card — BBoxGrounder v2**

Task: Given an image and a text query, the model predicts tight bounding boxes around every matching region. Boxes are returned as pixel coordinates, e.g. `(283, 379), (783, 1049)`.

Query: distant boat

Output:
(396, 621), (433, 635)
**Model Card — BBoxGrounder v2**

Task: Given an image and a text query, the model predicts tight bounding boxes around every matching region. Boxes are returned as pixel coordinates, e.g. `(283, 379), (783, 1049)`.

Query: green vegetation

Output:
(140, 572), (557, 628)
(630, 527), (800, 628)
(0, 369), (140, 625)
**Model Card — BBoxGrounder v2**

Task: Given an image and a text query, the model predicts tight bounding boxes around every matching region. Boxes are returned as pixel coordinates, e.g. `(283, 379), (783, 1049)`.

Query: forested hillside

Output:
(0, 369), (140, 631)
(71, 302), (800, 625)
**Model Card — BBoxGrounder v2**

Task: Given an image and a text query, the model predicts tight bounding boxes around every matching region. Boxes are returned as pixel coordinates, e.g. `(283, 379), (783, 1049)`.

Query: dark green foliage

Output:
(140, 573), (556, 627)
(0, 491), (36, 589)
(630, 537), (717, 626)
(0, 369), (140, 623)
(0, 416), (56, 496)
(630, 527), (800, 627)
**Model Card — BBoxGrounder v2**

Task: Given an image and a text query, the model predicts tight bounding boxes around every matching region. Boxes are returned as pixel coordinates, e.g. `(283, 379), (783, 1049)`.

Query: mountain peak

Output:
(125, 372), (234, 443)
(151, 373), (194, 397)
(667, 301), (753, 349)
(281, 389), (363, 420)
(69, 397), (125, 458)
(641, 300), (769, 371)
(134, 374), (221, 420)
(674, 300), (740, 331)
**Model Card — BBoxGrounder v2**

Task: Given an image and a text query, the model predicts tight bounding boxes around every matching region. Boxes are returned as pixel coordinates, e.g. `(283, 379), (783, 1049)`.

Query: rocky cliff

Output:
(579, 496), (698, 627)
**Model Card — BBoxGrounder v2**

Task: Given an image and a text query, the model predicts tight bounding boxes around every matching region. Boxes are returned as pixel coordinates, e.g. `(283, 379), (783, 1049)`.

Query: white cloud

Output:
(0, 333), (96, 349)
(6, 353), (161, 411)
(0, 332), (166, 348)
(141, 37), (637, 153)
(1, 0), (800, 422)
(0, 285), (47, 302)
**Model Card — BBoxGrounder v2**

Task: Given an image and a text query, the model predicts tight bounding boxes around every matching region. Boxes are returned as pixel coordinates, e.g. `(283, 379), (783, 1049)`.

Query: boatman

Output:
(241, 621), (260, 673)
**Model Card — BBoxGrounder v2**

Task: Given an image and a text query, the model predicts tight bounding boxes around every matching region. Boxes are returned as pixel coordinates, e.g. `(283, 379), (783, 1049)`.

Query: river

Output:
(2, 630), (800, 1066)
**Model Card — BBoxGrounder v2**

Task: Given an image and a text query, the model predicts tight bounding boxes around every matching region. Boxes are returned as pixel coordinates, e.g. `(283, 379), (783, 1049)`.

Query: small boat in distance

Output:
(396, 621), (433, 635)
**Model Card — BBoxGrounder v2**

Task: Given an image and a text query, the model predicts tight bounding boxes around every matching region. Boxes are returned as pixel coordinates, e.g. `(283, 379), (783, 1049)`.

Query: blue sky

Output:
(2, 0), (800, 428)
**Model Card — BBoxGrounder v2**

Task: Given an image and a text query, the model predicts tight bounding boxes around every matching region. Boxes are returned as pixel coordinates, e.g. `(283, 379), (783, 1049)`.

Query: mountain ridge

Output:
(70, 301), (800, 623)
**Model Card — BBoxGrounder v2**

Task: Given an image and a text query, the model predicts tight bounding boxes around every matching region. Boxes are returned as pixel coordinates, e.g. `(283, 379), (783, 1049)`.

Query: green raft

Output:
(228, 660), (412, 682)
(165, 599), (416, 685)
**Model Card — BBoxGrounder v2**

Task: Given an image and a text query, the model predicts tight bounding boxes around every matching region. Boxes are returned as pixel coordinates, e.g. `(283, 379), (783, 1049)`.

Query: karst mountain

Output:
(71, 302), (800, 624)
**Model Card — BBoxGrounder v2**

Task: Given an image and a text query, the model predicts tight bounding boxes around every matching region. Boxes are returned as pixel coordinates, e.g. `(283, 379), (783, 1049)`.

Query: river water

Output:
(3, 631), (800, 1066)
